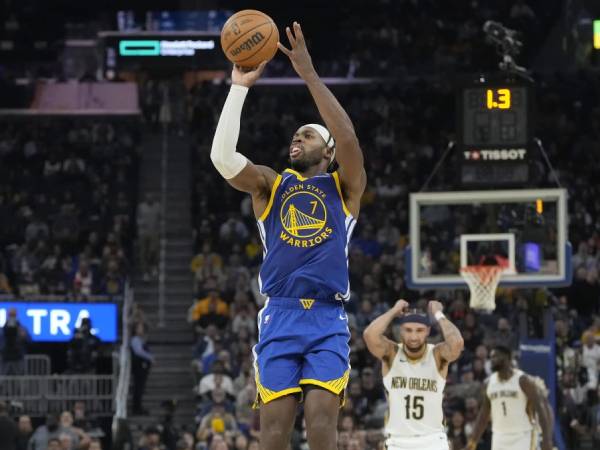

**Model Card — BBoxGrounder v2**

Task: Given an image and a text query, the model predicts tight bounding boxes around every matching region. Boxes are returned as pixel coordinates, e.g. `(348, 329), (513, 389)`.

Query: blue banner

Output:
(0, 303), (118, 342)
(519, 318), (565, 450)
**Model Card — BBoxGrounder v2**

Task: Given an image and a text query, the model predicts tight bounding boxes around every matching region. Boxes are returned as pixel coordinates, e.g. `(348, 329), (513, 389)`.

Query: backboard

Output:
(406, 188), (571, 289)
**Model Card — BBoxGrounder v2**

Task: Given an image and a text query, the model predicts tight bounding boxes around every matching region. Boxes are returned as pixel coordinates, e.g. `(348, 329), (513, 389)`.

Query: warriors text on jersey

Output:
(257, 169), (356, 300)
(383, 343), (446, 439)
(486, 369), (534, 434)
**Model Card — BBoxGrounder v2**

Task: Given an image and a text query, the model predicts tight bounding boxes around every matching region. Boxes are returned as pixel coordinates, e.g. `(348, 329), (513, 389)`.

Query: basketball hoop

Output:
(460, 265), (505, 311)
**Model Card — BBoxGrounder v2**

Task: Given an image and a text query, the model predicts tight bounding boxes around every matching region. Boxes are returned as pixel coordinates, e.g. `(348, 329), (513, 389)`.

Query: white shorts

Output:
(492, 429), (538, 450)
(386, 432), (449, 450)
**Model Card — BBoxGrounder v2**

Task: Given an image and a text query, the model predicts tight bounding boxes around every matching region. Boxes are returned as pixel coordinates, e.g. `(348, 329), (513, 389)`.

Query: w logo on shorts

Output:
(300, 299), (315, 309)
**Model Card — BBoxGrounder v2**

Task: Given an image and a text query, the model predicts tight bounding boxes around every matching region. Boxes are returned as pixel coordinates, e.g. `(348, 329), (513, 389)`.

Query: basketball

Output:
(220, 10), (279, 68)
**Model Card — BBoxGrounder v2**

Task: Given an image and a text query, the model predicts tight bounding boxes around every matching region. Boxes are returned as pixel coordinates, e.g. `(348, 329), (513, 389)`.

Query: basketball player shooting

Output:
(210, 22), (366, 450)
(464, 346), (553, 450)
(363, 300), (464, 450)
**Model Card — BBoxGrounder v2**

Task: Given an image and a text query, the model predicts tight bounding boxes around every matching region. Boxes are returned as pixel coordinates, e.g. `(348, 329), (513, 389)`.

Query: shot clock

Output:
(461, 85), (529, 147)
(486, 88), (511, 109)
(457, 81), (534, 186)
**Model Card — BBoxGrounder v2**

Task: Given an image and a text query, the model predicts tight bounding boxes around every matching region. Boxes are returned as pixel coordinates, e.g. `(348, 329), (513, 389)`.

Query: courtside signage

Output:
(0, 302), (117, 342)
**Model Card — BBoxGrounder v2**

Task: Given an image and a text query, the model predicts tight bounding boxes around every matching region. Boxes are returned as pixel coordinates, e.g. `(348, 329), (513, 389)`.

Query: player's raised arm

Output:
(210, 63), (278, 205)
(363, 300), (407, 368)
(464, 384), (491, 450)
(429, 301), (464, 373)
(520, 375), (553, 450)
(278, 22), (366, 214)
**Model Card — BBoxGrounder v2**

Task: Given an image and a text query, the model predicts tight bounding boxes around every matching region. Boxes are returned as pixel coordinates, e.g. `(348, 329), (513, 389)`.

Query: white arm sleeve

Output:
(210, 84), (250, 179)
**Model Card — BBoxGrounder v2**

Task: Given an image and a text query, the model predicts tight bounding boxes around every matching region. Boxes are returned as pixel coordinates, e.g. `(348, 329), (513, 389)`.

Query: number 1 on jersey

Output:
(501, 400), (507, 416)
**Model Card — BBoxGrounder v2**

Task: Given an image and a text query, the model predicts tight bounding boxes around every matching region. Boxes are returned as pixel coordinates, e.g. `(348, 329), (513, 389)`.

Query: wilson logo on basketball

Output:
(229, 31), (265, 56)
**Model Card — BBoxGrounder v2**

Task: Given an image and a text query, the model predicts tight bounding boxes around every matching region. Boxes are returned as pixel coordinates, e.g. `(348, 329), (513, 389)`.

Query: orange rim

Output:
(460, 265), (504, 285)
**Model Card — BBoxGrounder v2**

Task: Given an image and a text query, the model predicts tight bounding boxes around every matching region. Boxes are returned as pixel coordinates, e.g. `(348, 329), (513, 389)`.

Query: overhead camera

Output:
(483, 21), (532, 81)
(483, 21), (522, 54)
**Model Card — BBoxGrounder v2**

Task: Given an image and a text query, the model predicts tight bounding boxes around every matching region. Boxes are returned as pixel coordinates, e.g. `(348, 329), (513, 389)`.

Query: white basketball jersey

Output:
(486, 369), (534, 434)
(383, 343), (446, 438)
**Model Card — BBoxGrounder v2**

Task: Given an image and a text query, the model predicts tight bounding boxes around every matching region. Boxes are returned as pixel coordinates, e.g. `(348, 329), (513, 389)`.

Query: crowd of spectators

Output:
(173, 65), (600, 449)
(260, 0), (562, 78)
(0, 116), (140, 425)
(0, 0), (570, 109)
(0, 401), (107, 450)
(0, 1), (598, 449)
(0, 117), (140, 299)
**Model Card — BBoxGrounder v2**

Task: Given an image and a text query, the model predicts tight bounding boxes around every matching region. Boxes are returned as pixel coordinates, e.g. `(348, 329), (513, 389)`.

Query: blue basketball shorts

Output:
(252, 297), (351, 405)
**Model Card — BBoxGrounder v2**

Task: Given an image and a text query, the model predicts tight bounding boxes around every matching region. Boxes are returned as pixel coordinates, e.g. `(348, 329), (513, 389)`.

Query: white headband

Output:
(304, 123), (336, 163)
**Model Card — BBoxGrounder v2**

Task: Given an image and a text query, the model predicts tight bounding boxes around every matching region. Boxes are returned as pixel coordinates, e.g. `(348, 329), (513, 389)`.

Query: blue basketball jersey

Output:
(256, 169), (357, 301)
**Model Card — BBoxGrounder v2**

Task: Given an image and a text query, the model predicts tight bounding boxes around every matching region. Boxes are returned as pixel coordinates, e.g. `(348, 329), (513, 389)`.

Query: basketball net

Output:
(460, 266), (505, 311)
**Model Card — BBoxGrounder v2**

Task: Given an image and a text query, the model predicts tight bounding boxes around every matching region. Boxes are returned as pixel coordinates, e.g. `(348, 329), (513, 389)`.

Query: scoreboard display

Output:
(100, 32), (228, 73)
(462, 86), (529, 147)
(458, 81), (534, 186)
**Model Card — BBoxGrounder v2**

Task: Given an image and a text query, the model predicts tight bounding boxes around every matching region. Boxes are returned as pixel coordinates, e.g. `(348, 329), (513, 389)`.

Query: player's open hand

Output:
(231, 61), (267, 88)
(277, 22), (317, 80)
(392, 299), (409, 316)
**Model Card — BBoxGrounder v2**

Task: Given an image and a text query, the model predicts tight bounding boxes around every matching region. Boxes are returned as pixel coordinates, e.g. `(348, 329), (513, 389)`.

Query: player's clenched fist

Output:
(427, 300), (444, 317)
(392, 299), (409, 316)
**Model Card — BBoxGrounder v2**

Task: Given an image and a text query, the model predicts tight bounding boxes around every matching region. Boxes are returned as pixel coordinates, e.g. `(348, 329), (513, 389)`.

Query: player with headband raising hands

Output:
(363, 300), (465, 450)
(210, 21), (366, 450)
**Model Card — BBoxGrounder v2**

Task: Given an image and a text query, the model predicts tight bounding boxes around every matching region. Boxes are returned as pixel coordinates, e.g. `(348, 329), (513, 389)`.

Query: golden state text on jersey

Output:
(256, 169), (357, 301)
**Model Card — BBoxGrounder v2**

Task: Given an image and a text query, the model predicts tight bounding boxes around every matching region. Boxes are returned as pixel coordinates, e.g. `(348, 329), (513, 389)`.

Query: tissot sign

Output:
(463, 149), (527, 161)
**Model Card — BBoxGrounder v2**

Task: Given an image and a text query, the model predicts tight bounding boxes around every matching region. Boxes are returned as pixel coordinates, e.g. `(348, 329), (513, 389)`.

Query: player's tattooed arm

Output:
(520, 375), (553, 450)
(430, 301), (464, 366)
(363, 300), (407, 370)
(463, 384), (491, 450)
(278, 22), (366, 214)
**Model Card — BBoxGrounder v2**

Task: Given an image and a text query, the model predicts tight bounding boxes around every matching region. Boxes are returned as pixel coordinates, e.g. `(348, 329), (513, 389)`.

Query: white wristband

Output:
(434, 311), (445, 322)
